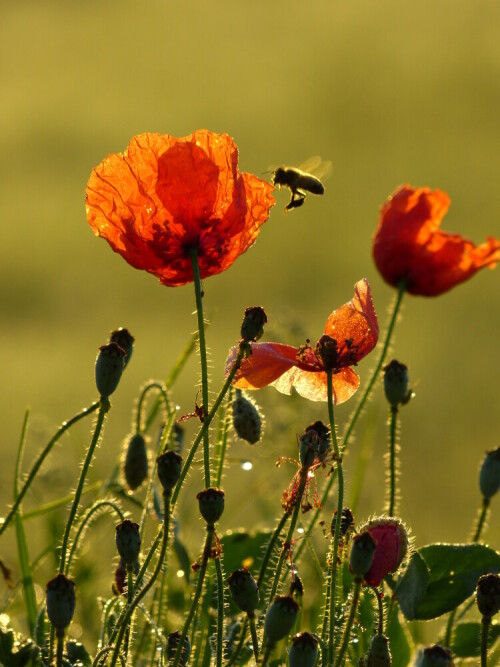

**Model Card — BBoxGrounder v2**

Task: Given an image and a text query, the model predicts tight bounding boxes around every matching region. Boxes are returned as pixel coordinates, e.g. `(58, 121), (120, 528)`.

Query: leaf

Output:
(386, 602), (412, 666)
(396, 551), (429, 620)
(220, 530), (273, 578)
(452, 621), (500, 658)
(399, 543), (500, 620)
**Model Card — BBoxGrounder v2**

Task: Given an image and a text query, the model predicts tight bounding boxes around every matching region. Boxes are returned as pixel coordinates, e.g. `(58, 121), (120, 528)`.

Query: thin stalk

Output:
(56, 629), (64, 667)
(172, 524), (215, 667)
(190, 247), (211, 488)
(214, 390), (232, 488)
(60, 399), (109, 575)
(258, 511), (291, 589)
(214, 558), (224, 667)
(370, 586), (384, 635)
(248, 614), (260, 665)
(481, 616), (491, 667)
(473, 497), (490, 543)
(136, 381), (170, 433)
(293, 284), (405, 564)
(387, 405), (398, 516)
(225, 619), (249, 667)
(334, 579), (362, 667)
(0, 402), (100, 537)
(327, 369), (344, 666)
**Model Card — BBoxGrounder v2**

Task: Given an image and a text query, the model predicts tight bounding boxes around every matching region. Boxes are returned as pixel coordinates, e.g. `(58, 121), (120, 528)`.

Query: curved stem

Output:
(60, 399), (109, 575)
(334, 579), (362, 667)
(172, 524), (215, 667)
(136, 381), (170, 433)
(190, 248), (211, 488)
(370, 586), (384, 635)
(473, 497), (490, 543)
(387, 406), (398, 516)
(1, 402), (100, 537)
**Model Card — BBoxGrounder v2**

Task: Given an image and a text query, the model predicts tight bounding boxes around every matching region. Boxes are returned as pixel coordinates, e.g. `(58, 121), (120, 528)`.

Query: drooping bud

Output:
(264, 595), (300, 644)
(476, 572), (500, 618)
(232, 390), (263, 444)
(359, 517), (409, 586)
(123, 433), (149, 491)
(365, 634), (392, 666)
(414, 645), (454, 667)
(240, 306), (267, 342)
(227, 569), (259, 614)
(115, 520), (141, 566)
(156, 451), (182, 494)
(299, 428), (321, 468)
(331, 507), (354, 541)
(383, 360), (412, 408)
(197, 488), (225, 524)
(349, 532), (376, 581)
(95, 342), (126, 398)
(288, 632), (319, 667)
(479, 447), (500, 499)
(167, 631), (191, 667)
(304, 420), (331, 457)
(109, 328), (134, 367)
(46, 574), (76, 631)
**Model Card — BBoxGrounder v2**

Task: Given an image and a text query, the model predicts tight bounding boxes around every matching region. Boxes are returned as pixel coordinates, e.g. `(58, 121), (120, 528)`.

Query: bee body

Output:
(272, 165), (326, 212)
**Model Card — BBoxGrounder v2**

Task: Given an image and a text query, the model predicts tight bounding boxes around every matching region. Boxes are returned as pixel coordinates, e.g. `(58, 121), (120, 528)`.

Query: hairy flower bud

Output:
(304, 420), (331, 457)
(414, 645), (454, 667)
(240, 306), (267, 342)
(95, 342), (126, 398)
(479, 447), (500, 499)
(197, 488), (225, 524)
(264, 595), (299, 644)
(349, 532), (376, 581)
(232, 390), (263, 444)
(123, 433), (149, 490)
(46, 574), (76, 631)
(299, 428), (321, 468)
(476, 573), (500, 618)
(365, 634), (392, 666)
(227, 569), (259, 614)
(359, 517), (409, 586)
(288, 632), (318, 667)
(383, 360), (412, 408)
(167, 631), (191, 667)
(157, 451), (182, 494)
(115, 520), (141, 566)
(109, 328), (134, 367)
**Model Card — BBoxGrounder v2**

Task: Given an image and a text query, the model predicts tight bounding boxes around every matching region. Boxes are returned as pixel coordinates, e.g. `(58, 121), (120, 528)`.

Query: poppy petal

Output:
(272, 366), (360, 403)
(227, 343), (300, 389)
(323, 279), (379, 363)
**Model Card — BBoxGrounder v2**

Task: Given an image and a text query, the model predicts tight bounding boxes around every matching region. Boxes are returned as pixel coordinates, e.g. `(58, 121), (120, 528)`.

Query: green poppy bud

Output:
(197, 488), (225, 524)
(264, 595), (299, 644)
(156, 451), (182, 494)
(240, 306), (267, 342)
(232, 390), (263, 444)
(288, 632), (319, 667)
(115, 520), (141, 566)
(349, 531), (376, 581)
(479, 447), (500, 499)
(227, 569), (259, 614)
(95, 342), (126, 398)
(365, 634), (391, 666)
(123, 433), (149, 491)
(46, 574), (76, 631)
(109, 328), (134, 367)
(383, 360), (412, 408)
(299, 428), (321, 468)
(476, 572), (500, 618)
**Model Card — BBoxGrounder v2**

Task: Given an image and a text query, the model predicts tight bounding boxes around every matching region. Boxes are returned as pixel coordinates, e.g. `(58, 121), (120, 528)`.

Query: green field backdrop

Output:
(1, 0), (500, 642)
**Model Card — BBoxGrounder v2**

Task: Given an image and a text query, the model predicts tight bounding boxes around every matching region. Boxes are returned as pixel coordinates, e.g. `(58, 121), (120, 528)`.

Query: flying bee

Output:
(272, 157), (331, 213)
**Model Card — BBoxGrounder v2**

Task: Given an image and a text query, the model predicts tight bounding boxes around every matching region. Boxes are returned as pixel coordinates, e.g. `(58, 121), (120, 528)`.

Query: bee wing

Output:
(299, 156), (332, 181)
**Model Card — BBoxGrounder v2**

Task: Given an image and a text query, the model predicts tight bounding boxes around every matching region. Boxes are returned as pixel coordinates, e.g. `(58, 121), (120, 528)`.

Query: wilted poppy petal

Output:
(86, 130), (275, 287)
(272, 366), (360, 403)
(323, 279), (379, 363)
(228, 343), (300, 390)
(373, 185), (500, 296)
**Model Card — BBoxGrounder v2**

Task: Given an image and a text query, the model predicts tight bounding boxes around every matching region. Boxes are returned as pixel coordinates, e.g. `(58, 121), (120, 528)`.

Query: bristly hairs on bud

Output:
(122, 432), (149, 491)
(232, 389), (264, 444)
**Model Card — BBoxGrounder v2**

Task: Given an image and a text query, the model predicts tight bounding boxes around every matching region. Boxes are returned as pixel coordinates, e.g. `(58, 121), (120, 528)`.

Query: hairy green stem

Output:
(214, 557), (224, 667)
(387, 405), (398, 516)
(248, 614), (260, 665)
(473, 496), (490, 543)
(334, 579), (362, 666)
(481, 616), (491, 667)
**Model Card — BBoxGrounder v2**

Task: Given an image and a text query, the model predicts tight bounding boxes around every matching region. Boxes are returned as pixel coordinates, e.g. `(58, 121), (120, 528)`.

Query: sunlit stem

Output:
(473, 496), (490, 543)
(334, 578), (362, 667)
(387, 405), (398, 516)
(190, 247), (211, 488)
(172, 523), (215, 667)
(326, 369), (343, 666)
(248, 614), (260, 665)
(370, 585), (384, 635)
(136, 381), (170, 433)
(481, 615), (491, 667)
(0, 402), (100, 537)
(107, 490), (172, 667)
(293, 282), (406, 566)
(214, 558), (224, 667)
(59, 398), (109, 575)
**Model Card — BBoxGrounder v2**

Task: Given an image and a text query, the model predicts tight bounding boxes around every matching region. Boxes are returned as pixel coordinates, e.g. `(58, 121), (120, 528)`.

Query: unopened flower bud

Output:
(305, 420), (331, 457)
(197, 488), (225, 524)
(264, 595), (299, 644)
(228, 569), (259, 614)
(299, 428), (321, 468)
(167, 631), (191, 667)
(46, 574), (76, 631)
(156, 451), (182, 494)
(414, 645), (454, 667)
(123, 433), (148, 490)
(232, 390), (263, 444)
(359, 517), (409, 586)
(479, 447), (500, 499)
(365, 634), (391, 666)
(349, 532), (376, 580)
(240, 306), (267, 342)
(95, 342), (126, 398)
(476, 573), (500, 618)
(109, 328), (134, 367)
(383, 360), (412, 408)
(171, 423), (185, 452)
(331, 507), (354, 540)
(115, 520), (141, 565)
(289, 632), (319, 667)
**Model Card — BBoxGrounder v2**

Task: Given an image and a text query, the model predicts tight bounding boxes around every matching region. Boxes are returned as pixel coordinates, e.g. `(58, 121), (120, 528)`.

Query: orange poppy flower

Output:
(225, 279), (378, 403)
(86, 130), (275, 287)
(373, 185), (500, 296)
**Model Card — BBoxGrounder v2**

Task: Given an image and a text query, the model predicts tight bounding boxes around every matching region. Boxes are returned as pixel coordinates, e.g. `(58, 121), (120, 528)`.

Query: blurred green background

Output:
(1, 0), (500, 641)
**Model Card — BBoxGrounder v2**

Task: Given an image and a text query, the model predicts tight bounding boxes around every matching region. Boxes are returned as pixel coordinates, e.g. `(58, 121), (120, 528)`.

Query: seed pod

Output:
(288, 632), (319, 667)
(115, 520), (141, 566)
(479, 447), (500, 499)
(46, 574), (76, 631)
(264, 595), (299, 644)
(476, 572), (500, 618)
(232, 390), (263, 444)
(123, 433), (149, 490)
(95, 342), (126, 398)
(365, 634), (392, 666)
(383, 360), (412, 408)
(197, 488), (225, 524)
(227, 569), (259, 614)
(157, 451), (182, 494)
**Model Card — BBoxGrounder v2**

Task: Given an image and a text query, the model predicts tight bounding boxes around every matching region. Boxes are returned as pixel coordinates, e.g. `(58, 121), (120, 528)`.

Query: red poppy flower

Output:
(225, 279), (378, 403)
(373, 185), (500, 296)
(359, 518), (409, 587)
(86, 130), (275, 287)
